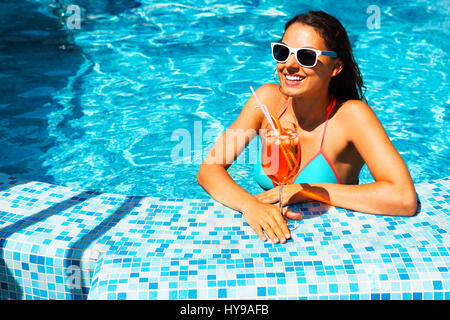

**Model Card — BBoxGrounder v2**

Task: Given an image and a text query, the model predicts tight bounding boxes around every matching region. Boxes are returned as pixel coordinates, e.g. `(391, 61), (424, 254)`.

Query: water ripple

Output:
(2, 0), (448, 197)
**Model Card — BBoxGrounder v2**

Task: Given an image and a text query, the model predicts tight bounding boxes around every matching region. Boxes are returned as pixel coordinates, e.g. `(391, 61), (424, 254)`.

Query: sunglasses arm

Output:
(321, 50), (338, 58)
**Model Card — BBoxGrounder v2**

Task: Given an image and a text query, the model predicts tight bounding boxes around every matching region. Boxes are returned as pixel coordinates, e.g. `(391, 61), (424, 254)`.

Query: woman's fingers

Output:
(284, 209), (303, 221)
(262, 207), (290, 243)
(260, 221), (280, 243)
(242, 201), (294, 244)
(272, 208), (291, 239)
(252, 225), (267, 242)
(255, 188), (279, 204)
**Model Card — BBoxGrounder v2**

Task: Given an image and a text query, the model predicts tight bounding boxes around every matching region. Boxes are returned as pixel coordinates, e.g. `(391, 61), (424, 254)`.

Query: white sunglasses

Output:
(271, 42), (338, 68)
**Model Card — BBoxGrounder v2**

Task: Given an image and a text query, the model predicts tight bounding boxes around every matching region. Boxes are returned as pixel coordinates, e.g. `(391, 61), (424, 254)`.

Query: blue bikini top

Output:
(253, 96), (341, 190)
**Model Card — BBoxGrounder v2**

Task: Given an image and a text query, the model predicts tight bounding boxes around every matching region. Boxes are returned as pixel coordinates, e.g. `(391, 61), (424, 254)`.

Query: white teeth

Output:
(285, 74), (305, 81)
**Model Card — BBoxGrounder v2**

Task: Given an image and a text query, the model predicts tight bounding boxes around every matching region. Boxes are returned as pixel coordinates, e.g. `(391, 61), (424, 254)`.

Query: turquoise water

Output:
(0, 0), (449, 198)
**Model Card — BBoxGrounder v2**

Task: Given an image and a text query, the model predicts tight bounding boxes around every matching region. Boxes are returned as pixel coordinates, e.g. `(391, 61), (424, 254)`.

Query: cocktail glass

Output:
(261, 120), (301, 230)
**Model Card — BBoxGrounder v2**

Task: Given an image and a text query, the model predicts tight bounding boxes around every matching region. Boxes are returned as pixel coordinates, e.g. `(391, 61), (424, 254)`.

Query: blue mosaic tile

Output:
(0, 173), (449, 299)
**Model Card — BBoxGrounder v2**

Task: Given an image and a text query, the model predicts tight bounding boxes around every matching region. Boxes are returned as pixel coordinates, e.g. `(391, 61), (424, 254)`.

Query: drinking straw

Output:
(250, 86), (297, 171)
(250, 86), (278, 135)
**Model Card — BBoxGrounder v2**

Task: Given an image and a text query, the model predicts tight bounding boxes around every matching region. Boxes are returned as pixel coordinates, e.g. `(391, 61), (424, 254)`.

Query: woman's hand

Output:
(255, 184), (306, 220)
(255, 184), (309, 205)
(240, 200), (291, 244)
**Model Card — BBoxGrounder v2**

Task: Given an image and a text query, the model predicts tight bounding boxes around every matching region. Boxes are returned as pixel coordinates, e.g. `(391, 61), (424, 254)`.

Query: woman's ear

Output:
(331, 60), (343, 77)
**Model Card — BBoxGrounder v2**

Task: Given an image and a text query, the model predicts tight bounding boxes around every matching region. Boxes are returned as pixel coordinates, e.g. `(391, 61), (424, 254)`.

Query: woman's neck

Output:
(291, 92), (332, 131)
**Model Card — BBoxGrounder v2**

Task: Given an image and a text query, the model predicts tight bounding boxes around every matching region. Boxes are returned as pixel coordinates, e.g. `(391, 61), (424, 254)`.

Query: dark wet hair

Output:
(285, 11), (366, 102)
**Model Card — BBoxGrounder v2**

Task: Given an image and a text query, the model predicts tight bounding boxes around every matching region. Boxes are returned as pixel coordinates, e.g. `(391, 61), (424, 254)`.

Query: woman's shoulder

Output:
(252, 83), (283, 101)
(335, 99), (385, 140)
(236, 83), (282, 128)
(335, 99), (378, 124)
(252, 83), (287, 113)
(257, 83), (281, 92)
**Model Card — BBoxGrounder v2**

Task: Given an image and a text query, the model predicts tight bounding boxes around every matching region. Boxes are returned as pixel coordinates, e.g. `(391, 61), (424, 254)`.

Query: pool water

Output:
(0, 0), (449, 199)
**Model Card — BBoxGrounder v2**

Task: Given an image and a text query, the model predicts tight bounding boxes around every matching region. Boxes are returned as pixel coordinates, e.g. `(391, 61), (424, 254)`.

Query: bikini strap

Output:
(277, 96), (336, 150)
(276, 98), (291, 119)
(320, 96), (337, 150)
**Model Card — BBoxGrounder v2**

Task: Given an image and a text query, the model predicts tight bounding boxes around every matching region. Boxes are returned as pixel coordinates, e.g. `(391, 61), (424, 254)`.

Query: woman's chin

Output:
(279, 85), (305, 98)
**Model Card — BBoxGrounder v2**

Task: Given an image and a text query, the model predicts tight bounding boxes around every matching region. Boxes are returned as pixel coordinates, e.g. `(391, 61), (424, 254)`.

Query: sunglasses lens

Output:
(272, 44), (290, 62)
(297, 49), (317, 67)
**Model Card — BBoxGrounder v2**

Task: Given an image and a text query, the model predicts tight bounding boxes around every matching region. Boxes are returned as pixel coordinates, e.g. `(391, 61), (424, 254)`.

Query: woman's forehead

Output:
(282, 23), (327, 49)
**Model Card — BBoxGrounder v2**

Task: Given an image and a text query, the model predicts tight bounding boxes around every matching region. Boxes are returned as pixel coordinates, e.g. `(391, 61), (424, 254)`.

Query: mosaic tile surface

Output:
(0, 173), (449, 299)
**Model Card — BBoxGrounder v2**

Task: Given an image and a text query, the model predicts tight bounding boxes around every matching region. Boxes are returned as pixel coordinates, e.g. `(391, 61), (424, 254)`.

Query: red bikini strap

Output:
(320, 96), (337, 150)
(326, 96), (337, 116)
(277, 98), (291, 119)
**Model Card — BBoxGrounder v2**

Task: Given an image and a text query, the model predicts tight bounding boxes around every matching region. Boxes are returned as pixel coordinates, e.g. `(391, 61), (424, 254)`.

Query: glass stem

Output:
(279, 184), (283, 216)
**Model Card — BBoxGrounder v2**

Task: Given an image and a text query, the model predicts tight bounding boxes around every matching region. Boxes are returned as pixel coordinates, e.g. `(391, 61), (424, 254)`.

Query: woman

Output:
(197, 11), (417, 244)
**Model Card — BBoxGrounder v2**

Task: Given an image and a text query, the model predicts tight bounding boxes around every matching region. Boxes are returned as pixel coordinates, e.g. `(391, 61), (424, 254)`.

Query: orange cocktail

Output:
(261, 127), (301, 184)
(261, 120), (301, 230)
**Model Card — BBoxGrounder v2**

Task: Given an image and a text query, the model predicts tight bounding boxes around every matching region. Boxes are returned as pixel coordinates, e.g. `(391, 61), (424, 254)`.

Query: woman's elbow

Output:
(197, 165), (205, 186)
(397, 191), (418, 217)
(197, 162), (213, 187)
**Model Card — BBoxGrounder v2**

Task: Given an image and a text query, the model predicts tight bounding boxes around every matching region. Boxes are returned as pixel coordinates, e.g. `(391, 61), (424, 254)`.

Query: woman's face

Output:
(277, 22), (341, 98)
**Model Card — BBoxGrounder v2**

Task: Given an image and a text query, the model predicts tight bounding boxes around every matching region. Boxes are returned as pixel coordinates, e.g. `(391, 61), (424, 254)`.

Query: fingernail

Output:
(285, 233), (291, 239)
(280, 238), (286, 243)
(273, 238), (279, 244)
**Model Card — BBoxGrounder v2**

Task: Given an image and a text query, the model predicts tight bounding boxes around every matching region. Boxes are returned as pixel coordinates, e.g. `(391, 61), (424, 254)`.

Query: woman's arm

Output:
(197, 84), (292, 243)
(256, 100), (417, 216)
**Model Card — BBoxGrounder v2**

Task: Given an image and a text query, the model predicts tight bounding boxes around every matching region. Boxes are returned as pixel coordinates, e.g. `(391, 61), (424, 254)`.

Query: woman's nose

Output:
(284, 52), (300, 70)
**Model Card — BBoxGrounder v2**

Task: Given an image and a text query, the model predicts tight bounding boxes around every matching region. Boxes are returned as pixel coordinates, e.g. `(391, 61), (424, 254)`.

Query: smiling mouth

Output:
(284, 74), (305, 85)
